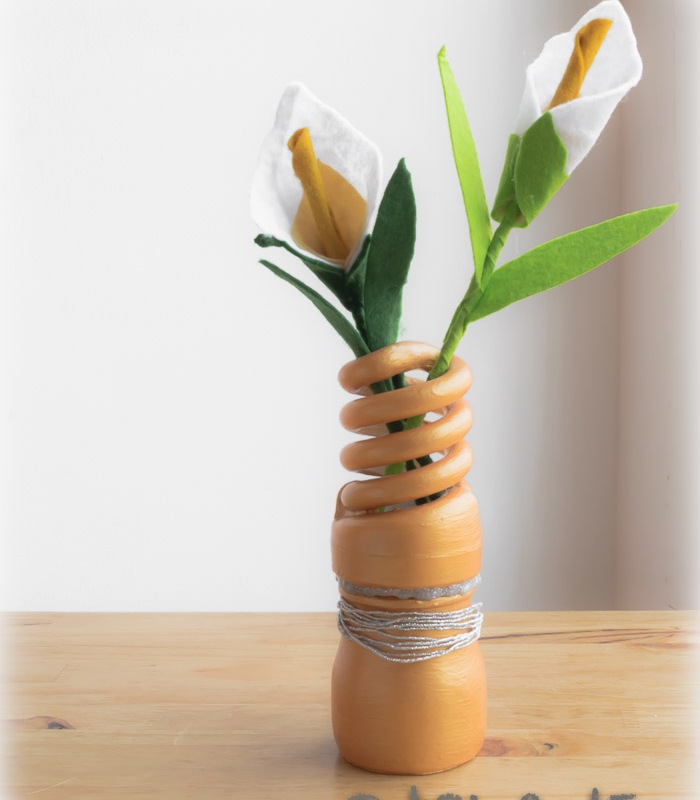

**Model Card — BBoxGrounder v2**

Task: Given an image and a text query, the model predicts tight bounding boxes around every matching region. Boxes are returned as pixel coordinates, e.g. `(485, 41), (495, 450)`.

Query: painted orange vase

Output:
(331, 341), (486, 775)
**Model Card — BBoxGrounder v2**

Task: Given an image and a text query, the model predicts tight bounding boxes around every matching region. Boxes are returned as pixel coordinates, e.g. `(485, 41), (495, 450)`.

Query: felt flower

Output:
(493, 0), (643, 225)
(251, 82), (382, 268)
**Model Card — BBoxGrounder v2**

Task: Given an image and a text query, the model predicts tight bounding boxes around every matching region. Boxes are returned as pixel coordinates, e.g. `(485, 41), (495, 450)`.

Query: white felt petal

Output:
(250, 83), (383, 258)
(514, 0), (642, 173)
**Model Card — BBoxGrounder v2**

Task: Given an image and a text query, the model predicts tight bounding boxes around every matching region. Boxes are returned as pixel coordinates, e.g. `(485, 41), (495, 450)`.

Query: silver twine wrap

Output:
(337, 573), (481, 600)
(337, 597), (483, 664)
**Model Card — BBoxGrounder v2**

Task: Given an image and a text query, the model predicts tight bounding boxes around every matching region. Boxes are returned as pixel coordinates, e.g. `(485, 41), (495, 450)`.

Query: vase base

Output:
(332, 637), (487, 777)
(339, 750), (480, 776)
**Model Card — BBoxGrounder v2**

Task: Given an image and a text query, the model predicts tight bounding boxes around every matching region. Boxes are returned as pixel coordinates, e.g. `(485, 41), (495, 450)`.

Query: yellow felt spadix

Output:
(288, 128), (349, 261)
(287, 128), (367, 266)
(547, 18), (613, 110)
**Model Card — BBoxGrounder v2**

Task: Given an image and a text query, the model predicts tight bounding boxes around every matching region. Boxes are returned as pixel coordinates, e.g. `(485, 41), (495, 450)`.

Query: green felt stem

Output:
(400, 203), (518, 433)
(384, 459), (404, 476)
(384, 203), (517, 487)
(433, 204), (517, 376)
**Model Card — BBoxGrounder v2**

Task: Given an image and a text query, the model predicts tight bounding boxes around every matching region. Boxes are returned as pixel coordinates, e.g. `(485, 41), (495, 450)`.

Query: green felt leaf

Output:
(438, 47), (492, 284)
(344, 235), (371, 339)
(254, 233), (348, 303)
(259, 259), (370, 358)
(470, 205), (677, 321)
(492, 134), (520, 222)
(513, 112), (568, 226)
(345, 235), (371, 297)
(363, 159), (416, 351)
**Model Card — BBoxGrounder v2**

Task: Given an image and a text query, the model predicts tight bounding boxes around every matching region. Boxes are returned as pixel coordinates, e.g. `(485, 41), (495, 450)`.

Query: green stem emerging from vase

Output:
(402, 201), (519, 436)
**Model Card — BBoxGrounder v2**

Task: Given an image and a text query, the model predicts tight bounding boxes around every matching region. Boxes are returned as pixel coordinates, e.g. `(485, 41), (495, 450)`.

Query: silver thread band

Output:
(337, 573), (481, 600)
(337, 598), (483, 664)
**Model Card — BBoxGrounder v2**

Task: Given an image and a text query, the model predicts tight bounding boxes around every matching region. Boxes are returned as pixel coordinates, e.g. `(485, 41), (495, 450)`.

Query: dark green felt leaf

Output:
(513, 112), (568, 226)
(438, 47), (492, 284)
(470, 205), (677, 321)
(254, 234), (347, 303)
(346, 235), (371, 295)
(363, 159), (416, 352)
(345, 235), (371, 342)
(259, 259), (370, 358)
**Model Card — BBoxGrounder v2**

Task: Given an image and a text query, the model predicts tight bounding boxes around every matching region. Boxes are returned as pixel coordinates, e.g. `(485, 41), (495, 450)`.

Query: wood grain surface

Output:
(3, 611), (699, 799)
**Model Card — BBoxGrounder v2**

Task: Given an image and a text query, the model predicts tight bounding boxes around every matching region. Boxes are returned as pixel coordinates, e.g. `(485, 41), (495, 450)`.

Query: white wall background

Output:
(616, 0), (700, 609)
(0, 0), (696, 612)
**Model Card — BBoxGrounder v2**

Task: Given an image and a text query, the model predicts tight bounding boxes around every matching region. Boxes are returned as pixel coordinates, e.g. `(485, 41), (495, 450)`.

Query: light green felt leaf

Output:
(492, 134), (520, 222)
(514, 112), (568, 226)
(470, 205), (677, 321)
(259, 259), (370, 358)
(363, 159), (416, 352)
(438, 47), (492, 284)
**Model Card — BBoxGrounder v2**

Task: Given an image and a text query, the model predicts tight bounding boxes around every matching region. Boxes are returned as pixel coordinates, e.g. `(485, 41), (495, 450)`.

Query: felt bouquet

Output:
(248, 1), (677, 775)
(250, 0), (675, 471)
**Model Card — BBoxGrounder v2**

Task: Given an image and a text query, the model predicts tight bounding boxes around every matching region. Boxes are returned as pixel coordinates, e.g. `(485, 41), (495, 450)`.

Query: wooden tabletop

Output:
(4, 611), (699, 799)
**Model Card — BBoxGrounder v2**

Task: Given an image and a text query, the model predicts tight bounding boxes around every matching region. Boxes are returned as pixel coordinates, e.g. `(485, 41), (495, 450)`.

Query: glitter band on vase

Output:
(337, 597), (484, 663)
(337, 573), (481, 600)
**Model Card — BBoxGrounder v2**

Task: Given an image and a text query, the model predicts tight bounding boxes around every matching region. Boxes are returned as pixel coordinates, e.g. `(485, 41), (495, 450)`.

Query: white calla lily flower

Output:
(515, 0), (642, 174)
(492, 0), (643, 225)
(251, 83), (382, 268)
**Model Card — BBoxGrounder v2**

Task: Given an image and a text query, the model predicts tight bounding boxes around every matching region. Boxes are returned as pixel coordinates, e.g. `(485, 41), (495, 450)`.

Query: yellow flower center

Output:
(546, 18), (613, 110)
(288, 128), (367, 265)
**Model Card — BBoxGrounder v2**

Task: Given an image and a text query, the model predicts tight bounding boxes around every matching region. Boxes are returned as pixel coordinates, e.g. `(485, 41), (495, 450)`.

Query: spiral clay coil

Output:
(331, 342), (486, 775)
(332, 341), (482, 596)
(338, 340), (473, 511)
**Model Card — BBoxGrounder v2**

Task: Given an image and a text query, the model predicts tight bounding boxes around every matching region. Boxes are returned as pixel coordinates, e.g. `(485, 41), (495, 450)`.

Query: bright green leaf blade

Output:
(470, 205), (677, 321)
(363, 159), (416, 351)
(438, 46), (492, 284)
(259, 259), (370, 358)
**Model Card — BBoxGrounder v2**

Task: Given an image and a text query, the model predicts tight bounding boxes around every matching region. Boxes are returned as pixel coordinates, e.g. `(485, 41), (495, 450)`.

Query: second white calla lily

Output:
(250, 82), (382, 268)
(493, 0), (643, 226)
(515, 0), (642, 174)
